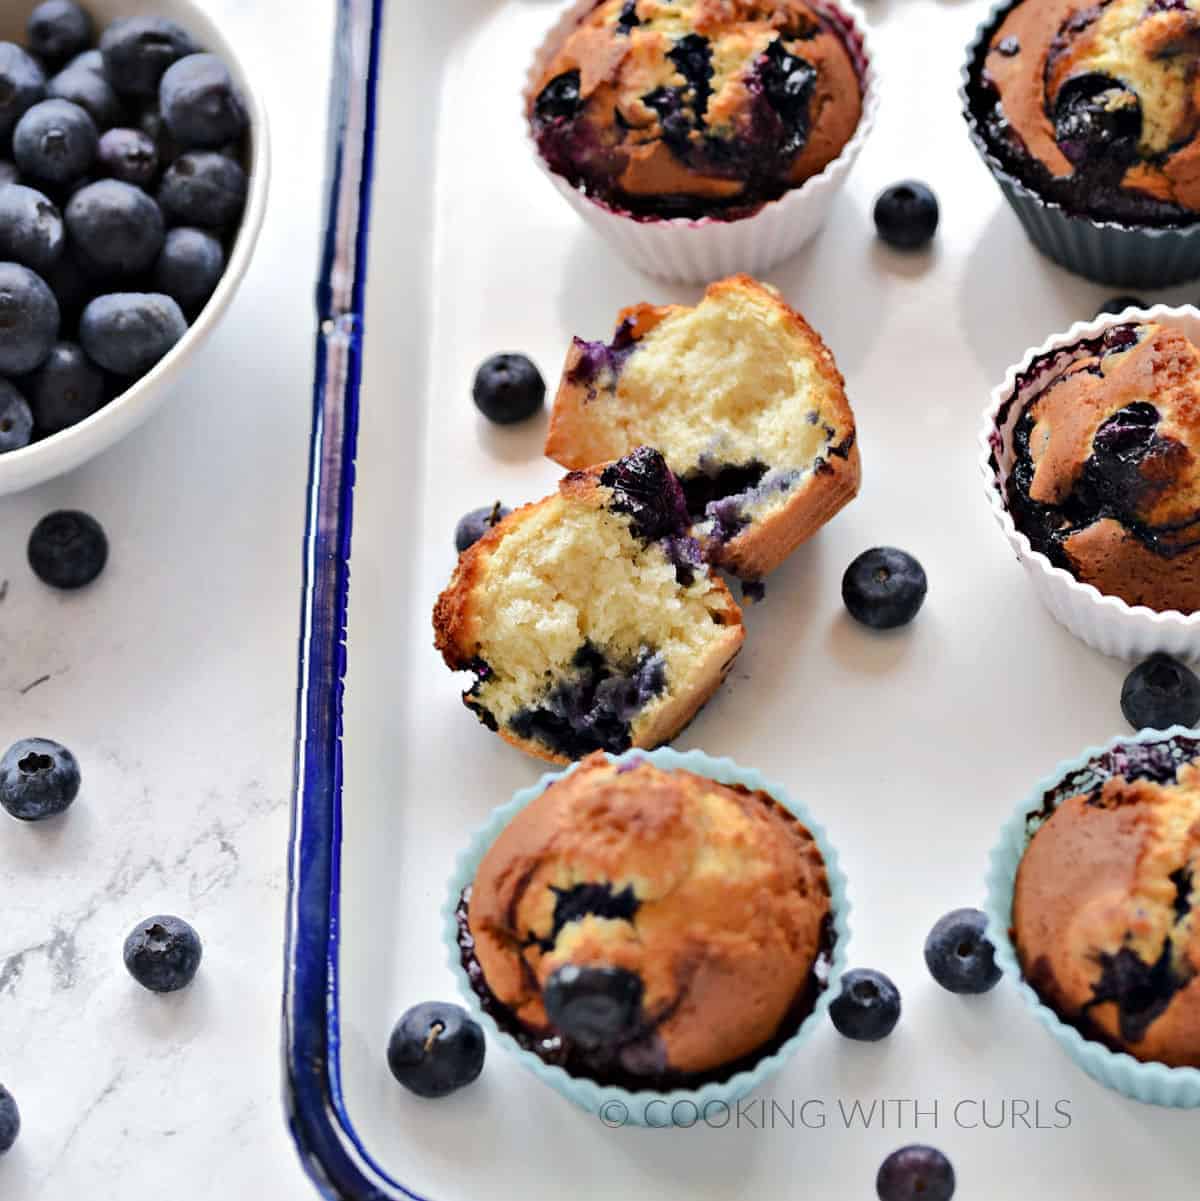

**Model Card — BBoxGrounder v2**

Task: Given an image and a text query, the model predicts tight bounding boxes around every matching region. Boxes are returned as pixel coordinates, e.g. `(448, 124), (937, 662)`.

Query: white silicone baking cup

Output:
(984, 727), (1200, 1107)
(443, 747), (850, 1126)
(980, 305), (1200, 661)
(523, 0), (879, 284)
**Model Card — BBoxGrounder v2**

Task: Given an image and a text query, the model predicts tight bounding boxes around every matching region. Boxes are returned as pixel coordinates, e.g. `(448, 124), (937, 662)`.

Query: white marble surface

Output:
(0, 1), (331, 1195)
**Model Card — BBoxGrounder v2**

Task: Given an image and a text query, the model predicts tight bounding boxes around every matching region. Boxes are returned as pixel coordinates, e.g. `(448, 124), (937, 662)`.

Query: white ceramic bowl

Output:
(979, 305), (1200, 661)
(0, 0), (269, 497)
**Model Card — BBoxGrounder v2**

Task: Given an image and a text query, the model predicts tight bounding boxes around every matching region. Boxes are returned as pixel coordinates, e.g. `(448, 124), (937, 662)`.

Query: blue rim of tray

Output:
(279, 0), (421, 1196)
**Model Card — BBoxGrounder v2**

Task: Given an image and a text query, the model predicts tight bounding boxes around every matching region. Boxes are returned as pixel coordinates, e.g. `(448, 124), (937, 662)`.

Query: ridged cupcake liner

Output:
(980, 305), (1200, 661)
(984, 727), (1200, 1108)
(961, 2), (1200, 288)
(442, 746), (851, 1127)
(523, 0), (879, 284)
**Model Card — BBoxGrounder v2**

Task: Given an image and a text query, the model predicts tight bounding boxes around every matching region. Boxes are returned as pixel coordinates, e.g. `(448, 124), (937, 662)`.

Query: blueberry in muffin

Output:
(545, 276), (859, 578)
(967, 0), (1200, 226)
(433, 447), (744, 764)
(458, 753), (834, 1088)
(1000, 321), (1200, 612)
(529, 0), (864, 220)
(1013, 733), (1199, 1068)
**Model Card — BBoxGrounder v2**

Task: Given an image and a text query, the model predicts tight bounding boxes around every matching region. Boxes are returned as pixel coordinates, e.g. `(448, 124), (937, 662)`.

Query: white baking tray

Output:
(284, 1), (1200, 1197)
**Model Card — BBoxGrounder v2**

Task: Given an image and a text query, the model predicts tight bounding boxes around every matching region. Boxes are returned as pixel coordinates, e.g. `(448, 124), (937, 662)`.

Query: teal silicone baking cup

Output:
(984, 727), (1200, 1108)
(442, 746), (851, 1127)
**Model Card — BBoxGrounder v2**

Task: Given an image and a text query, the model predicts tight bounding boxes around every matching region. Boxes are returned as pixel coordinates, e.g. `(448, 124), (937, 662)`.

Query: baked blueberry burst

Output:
(528, 0), (864, 219)
(546, 276), (860, 578)
(458, 754), (835, 1088)
(1002, 322), (1200, 612)
(433, 447), (744, 764)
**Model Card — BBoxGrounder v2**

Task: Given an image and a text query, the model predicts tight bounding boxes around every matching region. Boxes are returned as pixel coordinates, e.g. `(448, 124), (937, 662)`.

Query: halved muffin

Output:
(434, 447), (744, 763)
(545, 275), (860, 578)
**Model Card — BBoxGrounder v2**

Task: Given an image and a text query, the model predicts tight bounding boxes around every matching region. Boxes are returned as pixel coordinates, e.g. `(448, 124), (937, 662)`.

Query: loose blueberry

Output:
(386, 1002), (485, 1098)
(0, 737), (81, 821)
(0, 1084), (19, 1154)
(924, 908), (1001, 995)
(543, 964), (644, 1048)
(65, 48), (105, 76)
(829, 968), (902, 1041)
(472, 353), (545, 424)
(152, 226), (223, 317)
(47, 62), (122, 131)
(0, 43), (47, 142)
(842, 547), (927, 630)
(0, 262), (59, 376)
(28, 341), (104, 433)
(1120, 654), (1200, 730)
(0, 379), (33, 452)
(27, 509), (108, 589)
(66, 179), (165, 276)
(0, 185), (63, 273)
(100, 16), (195, 98)
(123, 915), (202, 992)
(454, 502), (511, 553)
(97, 127), (159, 187)
(874, 181), (939, 250)
(877, 1145), (956, 1201)
(1096, 295), (1147, 317)
(158, 150), (246, 230)
(13, 99), (98, 186)
(40, 246), (89, 320)
(80, 292), (185, 376)
(27, 1), (93, 68)
(160, 54), (247, 150)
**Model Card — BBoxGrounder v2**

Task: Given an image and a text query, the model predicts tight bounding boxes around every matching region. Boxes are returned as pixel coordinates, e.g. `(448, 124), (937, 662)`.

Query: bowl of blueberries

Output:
(0, 0), (268, 495)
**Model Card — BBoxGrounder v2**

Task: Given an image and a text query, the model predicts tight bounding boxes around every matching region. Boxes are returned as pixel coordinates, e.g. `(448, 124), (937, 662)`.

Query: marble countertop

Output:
(0, 2), (332, 1196)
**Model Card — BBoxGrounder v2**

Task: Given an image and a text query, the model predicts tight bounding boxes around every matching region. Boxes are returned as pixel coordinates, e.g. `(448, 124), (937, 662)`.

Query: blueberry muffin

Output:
(433, 448), (744, 763)
(1001, 321), (1200, 612)
(1013, 734), (1199, 1069)
(545, 275), (859, 578)
(529, 0), (864, 220)
(968, 0), (1200, 226)
(457, 753), (834, 1088)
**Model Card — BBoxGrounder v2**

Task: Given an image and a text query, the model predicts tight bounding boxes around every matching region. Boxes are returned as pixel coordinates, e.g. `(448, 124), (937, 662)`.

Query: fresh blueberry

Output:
(1096, 295), (1147, 317)
(842, 547), (927, 630)
(97, 127), (159, 187)
(1120, 654), (1200, 730)
(13, 99), (98, 186)
(100, 16), (195, 99)
(829, 968), (902, 1041)
(0, 380), (33, 452)
(28, 341), (104, 433)
(123, 915), (202, 993)
(47, 62), (122, 130)
(65, 48), (105, 76)
(152, 226), (223, 317)
(40, 246), (90, 320)
(454, 502), (511, 553)
(0, 262), (59, 376)
(66, 179), (165, 276)
(543, 964), (644, 1047)
(472, 353), (545, 424)
(0, 1084), (19, 1154)
(0, 43), (47, 142)
(27, 1), (93, 68)
(160, 54), (247, 150)
(386, 1002), (485, 1098)
(158, 151), (246, 230)
(924, 908), (1001, 995)
(874, 181), (939, 250)
(0, 185), (63, 273)
(27, 509), (108, 589)
(877, 1145), (956, 1201)
(135, 103), (177, 161)
(0, 161), (19, 188)
(80, 292), (185, 376)
(0, 738), (81, 821)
